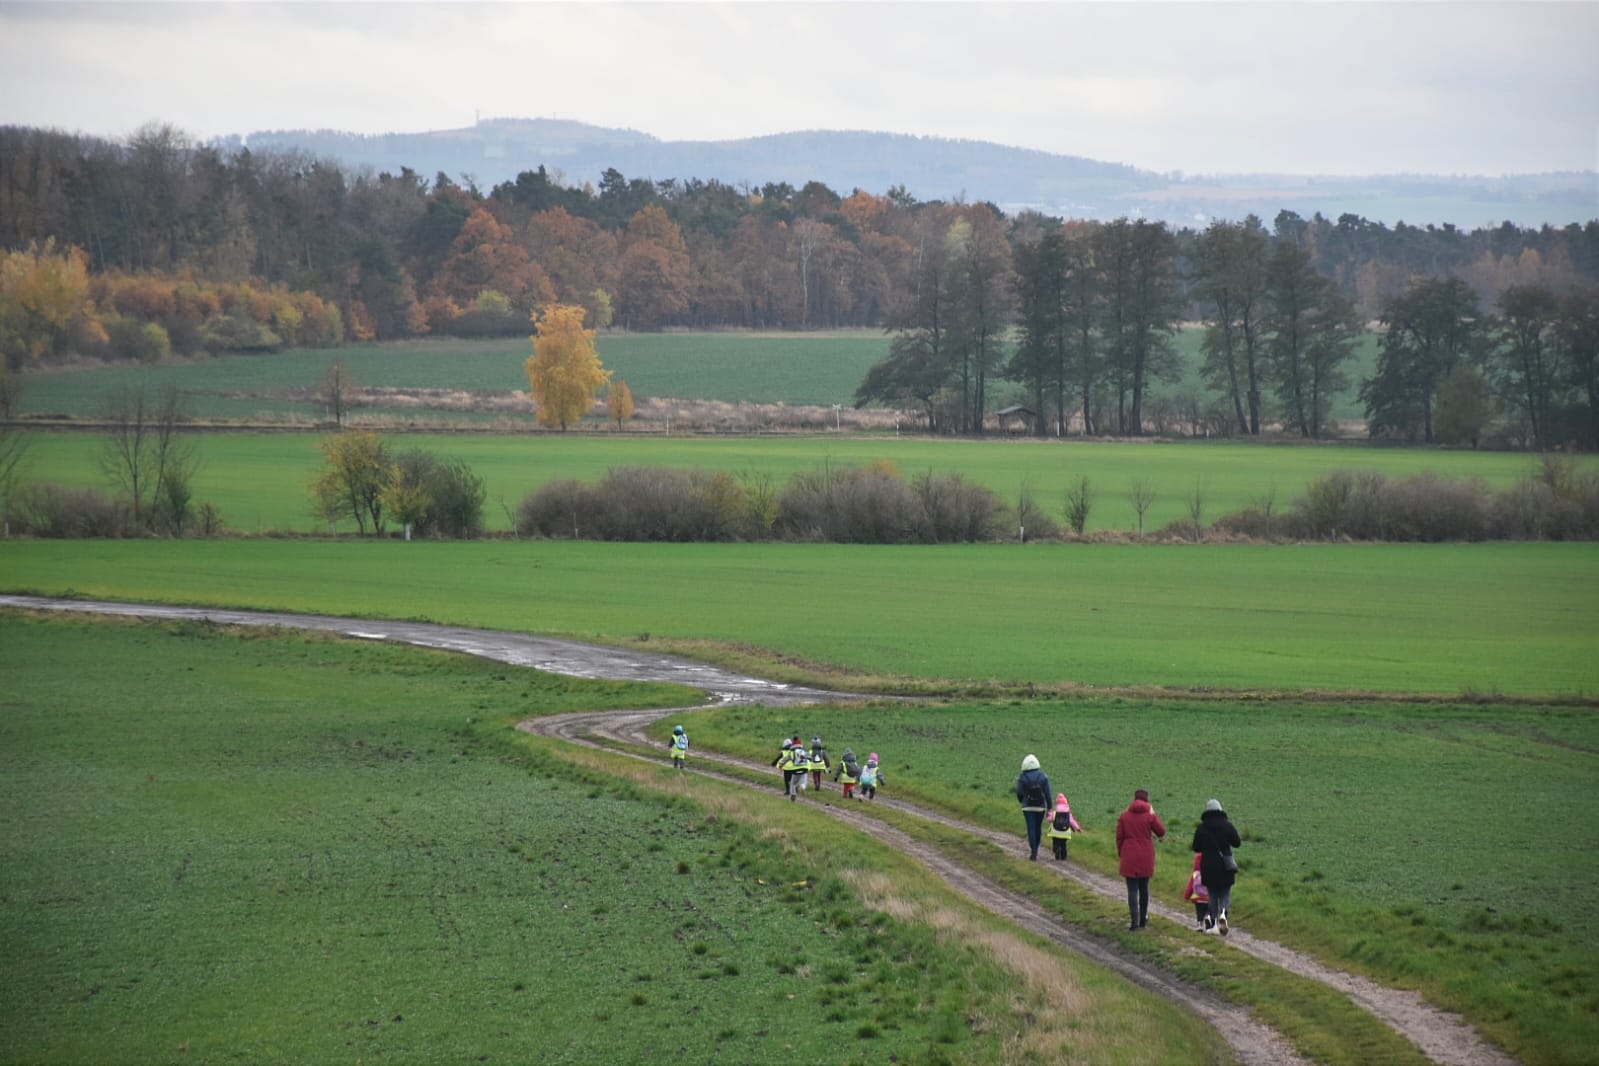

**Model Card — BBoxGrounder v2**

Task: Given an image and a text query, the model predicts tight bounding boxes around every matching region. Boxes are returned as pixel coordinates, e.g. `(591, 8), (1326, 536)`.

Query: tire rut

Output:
(4, 596), (1518, 1066)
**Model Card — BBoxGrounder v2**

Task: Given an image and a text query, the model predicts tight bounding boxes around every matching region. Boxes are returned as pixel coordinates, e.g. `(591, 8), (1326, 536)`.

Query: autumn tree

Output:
(526, 304), (609, 430)
(0, 239), (104, 367)
(615, 204), (692, 329)
(608, 378), (635, 428)
(310, 430), (392, 534)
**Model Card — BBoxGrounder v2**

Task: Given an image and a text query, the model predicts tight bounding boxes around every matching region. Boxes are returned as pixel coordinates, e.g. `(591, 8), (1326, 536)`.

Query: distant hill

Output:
(231, 118), (1597, 230)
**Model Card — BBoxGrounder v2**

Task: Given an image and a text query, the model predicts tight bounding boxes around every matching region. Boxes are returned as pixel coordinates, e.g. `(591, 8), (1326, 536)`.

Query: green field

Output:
(12, 328), (1377, 424)
(4, 539), (1594, 697)
(0, 611), (1221, 1065)
(691, 694), (1599, 1064)
(11, 428), (1568, 535)
(13, 331), (894, 422)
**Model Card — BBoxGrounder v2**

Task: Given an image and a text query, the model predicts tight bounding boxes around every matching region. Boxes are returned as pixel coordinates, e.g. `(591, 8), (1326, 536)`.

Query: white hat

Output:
(1205, 798), (1223, 812)
(1021, 754), (1040, 771)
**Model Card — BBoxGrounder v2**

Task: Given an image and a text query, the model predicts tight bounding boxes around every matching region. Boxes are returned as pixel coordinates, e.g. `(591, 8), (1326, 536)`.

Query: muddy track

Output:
(3, 596), (1518, 1066)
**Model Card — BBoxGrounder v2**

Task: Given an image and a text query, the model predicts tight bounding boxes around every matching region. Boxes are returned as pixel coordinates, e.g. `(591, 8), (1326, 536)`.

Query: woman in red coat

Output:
(1115, 788), (1166, 930)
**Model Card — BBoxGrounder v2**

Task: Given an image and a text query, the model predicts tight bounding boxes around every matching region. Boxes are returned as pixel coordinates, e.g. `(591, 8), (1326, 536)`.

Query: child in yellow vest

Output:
(1046, 793), (1084, 860)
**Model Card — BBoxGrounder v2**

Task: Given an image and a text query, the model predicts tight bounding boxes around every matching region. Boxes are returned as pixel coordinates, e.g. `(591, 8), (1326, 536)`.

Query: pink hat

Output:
(868, 752), (879, 763)
(1055, 793), (1070, 811)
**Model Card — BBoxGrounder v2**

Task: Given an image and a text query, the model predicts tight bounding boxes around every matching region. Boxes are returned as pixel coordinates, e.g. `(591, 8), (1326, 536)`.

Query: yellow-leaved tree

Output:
(526, 304), (609, 431)
(608, 378), (635, 429)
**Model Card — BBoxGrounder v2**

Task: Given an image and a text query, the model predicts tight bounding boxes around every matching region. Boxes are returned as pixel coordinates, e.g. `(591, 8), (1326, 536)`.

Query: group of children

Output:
(663, 728), (884, 804)
(771, 735), (882, 802)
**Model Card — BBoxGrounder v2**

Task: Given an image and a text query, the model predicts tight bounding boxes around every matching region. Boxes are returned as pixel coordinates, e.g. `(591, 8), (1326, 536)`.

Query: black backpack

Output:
(1023, 778), (1048, 807)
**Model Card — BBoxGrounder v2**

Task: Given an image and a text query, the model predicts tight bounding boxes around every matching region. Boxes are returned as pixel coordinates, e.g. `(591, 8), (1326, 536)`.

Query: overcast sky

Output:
(2, 1), (1595, 177)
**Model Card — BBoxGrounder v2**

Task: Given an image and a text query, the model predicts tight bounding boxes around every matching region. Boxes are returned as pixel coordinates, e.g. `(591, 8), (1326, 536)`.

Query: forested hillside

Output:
(2, 123), (1597, 448)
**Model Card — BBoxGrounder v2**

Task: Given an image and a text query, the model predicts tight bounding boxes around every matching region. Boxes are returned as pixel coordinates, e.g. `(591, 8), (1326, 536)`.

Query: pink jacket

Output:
(1115, 799), (1167, 878)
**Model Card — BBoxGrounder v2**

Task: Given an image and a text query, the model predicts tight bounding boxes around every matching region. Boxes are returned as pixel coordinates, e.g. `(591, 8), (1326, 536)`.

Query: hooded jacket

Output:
(1015, 765), (1053, 811)
(1115, 799), (1167, 878)
(1191, 807), (1242, 890)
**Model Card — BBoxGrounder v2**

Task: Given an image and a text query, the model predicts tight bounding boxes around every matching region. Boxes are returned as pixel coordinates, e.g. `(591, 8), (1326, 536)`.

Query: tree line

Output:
(2, 122), (1597, 447)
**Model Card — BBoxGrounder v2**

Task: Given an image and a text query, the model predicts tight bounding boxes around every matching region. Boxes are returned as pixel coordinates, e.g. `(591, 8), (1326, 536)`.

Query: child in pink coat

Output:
(1045, 793), (1084, 860)
(1182, 853), (1211, 928)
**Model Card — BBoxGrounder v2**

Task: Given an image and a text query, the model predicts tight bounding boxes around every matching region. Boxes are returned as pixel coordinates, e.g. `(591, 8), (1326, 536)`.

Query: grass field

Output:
(3, 539), (1594, 697)
(0, 610), (1223, 1065)
(13, 328), (1379, 424)
(687, 694), (1599, 1064)
(11, 428), (1572, 535)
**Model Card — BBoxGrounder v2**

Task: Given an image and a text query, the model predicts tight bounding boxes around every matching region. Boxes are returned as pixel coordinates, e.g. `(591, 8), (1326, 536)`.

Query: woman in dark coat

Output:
(1015, 754), (1053, 861)
(1191, 798), (1242, 935)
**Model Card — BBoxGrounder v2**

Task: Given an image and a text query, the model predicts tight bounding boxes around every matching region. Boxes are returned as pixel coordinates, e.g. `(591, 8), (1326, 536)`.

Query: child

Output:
(833, 748), (862, 799)
(1046, 793), (1084, 860)
(859, 753), (884, 801)
(668, 724), (689, 770)
(808, 737), (830, 791)
(1183, 853), (1211, 929)
(783, 739), (810, 801)
(772, 735), (802, 794)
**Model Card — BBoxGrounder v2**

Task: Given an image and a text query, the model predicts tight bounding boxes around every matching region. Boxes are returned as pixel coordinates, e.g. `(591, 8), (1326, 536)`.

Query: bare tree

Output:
(0, 371), (30, 536)
(1185, 481), (1206, 542)
(792, 219), (828, 329)
(321, 358), (355, 427)
(99, 381), (196, 531)
(1252, 482), (1278, 540)
(1128, 479), (1155, 538)
(1063, 475), (1094, 535)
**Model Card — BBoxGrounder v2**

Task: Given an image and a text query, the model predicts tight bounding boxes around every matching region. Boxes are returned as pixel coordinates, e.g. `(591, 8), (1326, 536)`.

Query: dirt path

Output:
(4, 595), (1517, 1066)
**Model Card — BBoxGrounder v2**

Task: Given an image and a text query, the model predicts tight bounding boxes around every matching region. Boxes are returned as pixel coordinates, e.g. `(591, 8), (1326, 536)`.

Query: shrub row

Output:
(6, 481), (226, 539)
(1212, 457), (1599, 542)
(516, 463), (1012, 544)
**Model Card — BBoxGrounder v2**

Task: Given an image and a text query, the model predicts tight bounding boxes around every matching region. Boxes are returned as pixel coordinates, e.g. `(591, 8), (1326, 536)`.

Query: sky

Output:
(2, 1), (1596, 177)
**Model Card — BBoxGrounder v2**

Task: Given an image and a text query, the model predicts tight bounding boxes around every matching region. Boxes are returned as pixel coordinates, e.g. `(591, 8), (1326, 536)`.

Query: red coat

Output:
(1115, 799), (1167, 878)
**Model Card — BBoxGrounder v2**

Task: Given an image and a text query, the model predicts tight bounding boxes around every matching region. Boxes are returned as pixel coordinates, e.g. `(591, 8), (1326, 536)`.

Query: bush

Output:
(427, 458), (488, 539)
(98, 314), (172, 363)
(14, 482), (136, 537)
(912, 471), (1008, 543)
(517, 479), (602, 539)
(200, 314), (281, 353)
(518, 467), (747, 541)
(776, 465), (919, 543)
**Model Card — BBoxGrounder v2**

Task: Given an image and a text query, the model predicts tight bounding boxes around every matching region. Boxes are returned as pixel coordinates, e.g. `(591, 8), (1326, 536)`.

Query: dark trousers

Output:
(1022, 810), (1046, 857)
(1125, 877), (1150, 926)
(1208, 883), (1233, 925)
(1051, 837), (1069, 860)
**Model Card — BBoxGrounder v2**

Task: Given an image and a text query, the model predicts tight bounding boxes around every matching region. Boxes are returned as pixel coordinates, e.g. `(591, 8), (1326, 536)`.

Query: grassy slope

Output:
(2, 539), (1594, 697)
(14, 428), (1576, 534)
(0, 612), (1221, 1065)
(689, 697), (1599, 1064)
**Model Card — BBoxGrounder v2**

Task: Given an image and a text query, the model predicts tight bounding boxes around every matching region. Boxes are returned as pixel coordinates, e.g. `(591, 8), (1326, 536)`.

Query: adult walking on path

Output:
(1192, 798), (1242, 935)
(1015, 754), (1053, 861)
(1116, 788), (1166, 930)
